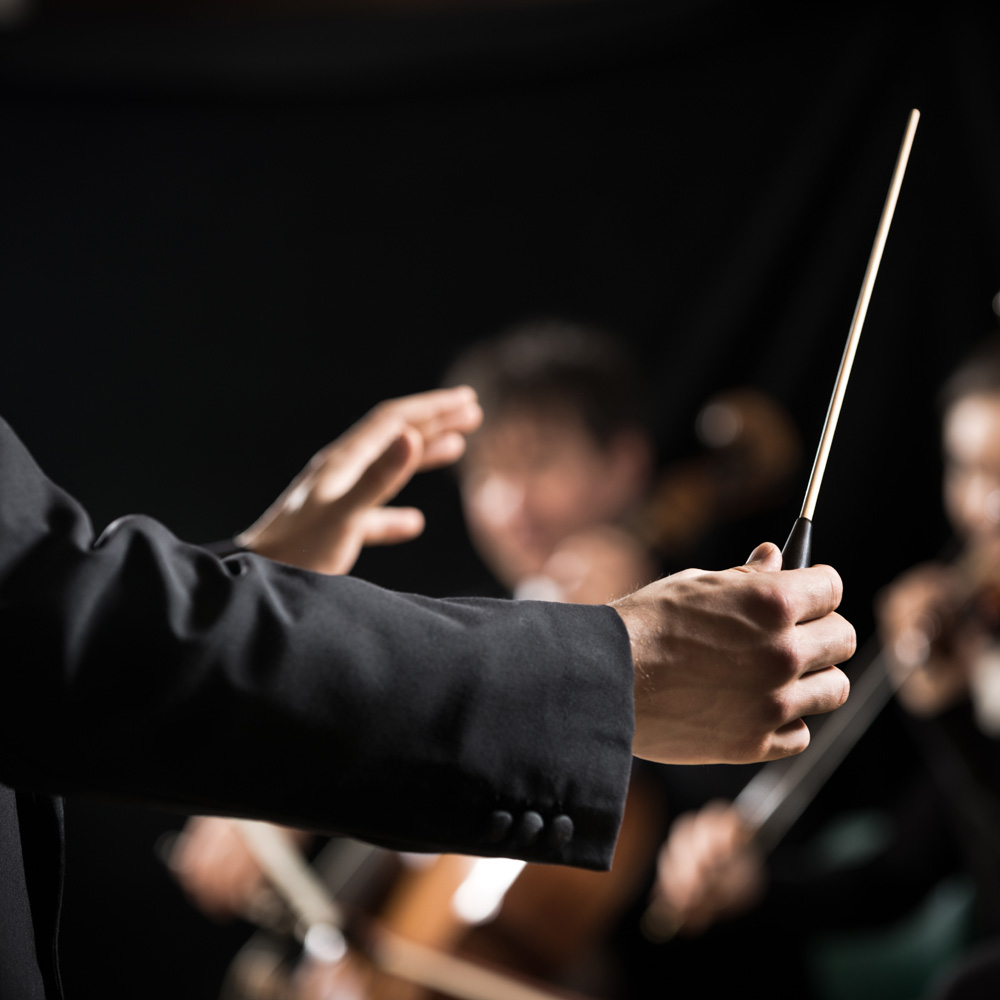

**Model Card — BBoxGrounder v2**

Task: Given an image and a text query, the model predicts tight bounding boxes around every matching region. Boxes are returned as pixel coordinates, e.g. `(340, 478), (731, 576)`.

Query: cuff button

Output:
(485, 810), (513, 843)
(548, 814), (574, 849)
(517, 810), (544, 845)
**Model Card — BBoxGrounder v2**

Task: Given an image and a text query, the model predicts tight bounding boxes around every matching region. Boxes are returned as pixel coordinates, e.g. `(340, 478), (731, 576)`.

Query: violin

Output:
(630, 386), (802, 563)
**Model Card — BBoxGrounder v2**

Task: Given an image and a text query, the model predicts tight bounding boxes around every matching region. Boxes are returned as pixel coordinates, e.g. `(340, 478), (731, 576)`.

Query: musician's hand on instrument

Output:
(614, 541), (854, 765)
(238, 386), (483, 575)
(168, 816), (312, 923)
(651, 800), (764, 937)
(876, 562), (975, 716)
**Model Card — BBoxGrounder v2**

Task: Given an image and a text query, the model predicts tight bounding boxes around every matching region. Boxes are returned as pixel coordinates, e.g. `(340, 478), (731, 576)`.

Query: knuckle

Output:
(762, 686), (793, 727)
(749, 579), (795, 627)
(730, 695), (792, 763)
(765, 634), (801, 680)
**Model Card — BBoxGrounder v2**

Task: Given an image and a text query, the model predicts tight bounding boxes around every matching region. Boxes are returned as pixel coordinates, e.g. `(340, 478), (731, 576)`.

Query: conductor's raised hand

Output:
(613, 541), (854, 764)
(237, 386), (482, 575)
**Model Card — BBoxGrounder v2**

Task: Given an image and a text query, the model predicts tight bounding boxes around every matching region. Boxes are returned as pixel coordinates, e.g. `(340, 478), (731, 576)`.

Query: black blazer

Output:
(0, 416), (634, 998)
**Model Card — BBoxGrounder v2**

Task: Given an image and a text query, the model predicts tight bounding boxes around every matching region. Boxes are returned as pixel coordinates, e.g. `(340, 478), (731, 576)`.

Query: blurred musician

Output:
(646, 333), (1000, 999)
(170, 319), (664, 997)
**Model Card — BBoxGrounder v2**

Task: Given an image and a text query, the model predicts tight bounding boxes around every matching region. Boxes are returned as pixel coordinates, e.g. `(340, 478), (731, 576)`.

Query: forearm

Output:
(0, 416), (634, 869)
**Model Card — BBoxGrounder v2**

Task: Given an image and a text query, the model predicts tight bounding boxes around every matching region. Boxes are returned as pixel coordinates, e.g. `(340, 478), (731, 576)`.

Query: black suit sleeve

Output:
(0, 417), (634, 869)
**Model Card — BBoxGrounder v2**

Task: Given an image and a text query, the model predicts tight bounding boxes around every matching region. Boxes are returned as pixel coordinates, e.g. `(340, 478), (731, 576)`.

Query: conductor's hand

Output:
(238, 387), (483, 575)
(613, 541), (853, 764)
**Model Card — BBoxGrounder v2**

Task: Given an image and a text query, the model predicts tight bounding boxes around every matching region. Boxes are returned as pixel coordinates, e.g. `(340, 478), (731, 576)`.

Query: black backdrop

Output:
(2, 1), (1000, 995)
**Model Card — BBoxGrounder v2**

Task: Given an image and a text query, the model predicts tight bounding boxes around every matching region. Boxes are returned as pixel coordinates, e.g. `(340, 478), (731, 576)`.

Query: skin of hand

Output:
(651, 800), (765, 937)
(168, 816), (312, 923)
(171, 389), (483, 919)
(875, 562), (980, 716)
(237, 386), (484, 575)
(613, 541), (854, 764)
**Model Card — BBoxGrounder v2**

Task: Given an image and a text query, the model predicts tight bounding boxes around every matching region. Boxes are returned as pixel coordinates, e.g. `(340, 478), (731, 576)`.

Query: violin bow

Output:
(782, 107), (921, 568)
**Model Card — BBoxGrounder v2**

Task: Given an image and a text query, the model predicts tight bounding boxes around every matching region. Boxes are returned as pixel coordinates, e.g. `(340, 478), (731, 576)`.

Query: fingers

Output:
(757, 657), (849, 760)
(740, 540), (845, 624)
(314, 387), (481, 498)
(738, 545), (855, 673)
(759, 665), (850, 758)
(239, 388), (477, 574)
(311, 411), (415, 503)
(361, 506), (426, 547)
(419, 430), (472, 470)
(785, 563), (845, 622)
(372, 386), (483, 471)
(375, 385), (481, 429)
(655, 802), (757, 933)
(678, 808), (731, 932)
(794, 610), (857, 673)
(658, 815), (696, 912)
(341, 426), (425, 512)
(757, 717), (810, 758)
(168, 817), (263, 922)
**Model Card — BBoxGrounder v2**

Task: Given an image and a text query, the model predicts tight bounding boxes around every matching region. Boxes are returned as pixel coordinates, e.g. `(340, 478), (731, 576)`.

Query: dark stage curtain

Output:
(1, 2), (998, 996)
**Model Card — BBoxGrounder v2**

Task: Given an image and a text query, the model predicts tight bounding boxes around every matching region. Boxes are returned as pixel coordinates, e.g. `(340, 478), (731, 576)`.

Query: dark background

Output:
(2, 0), (999, 995)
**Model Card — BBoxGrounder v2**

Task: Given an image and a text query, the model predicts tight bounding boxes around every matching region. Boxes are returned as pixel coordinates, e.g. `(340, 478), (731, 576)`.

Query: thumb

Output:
(744, 541), (783, 572)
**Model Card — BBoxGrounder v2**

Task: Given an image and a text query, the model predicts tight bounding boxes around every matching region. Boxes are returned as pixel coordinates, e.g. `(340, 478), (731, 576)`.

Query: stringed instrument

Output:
(215, 822), (609, 1000)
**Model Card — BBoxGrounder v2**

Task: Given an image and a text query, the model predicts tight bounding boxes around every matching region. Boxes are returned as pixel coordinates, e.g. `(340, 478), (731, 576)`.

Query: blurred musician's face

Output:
(458, 407), (648, 591)
(943, 393), (1000, 543)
